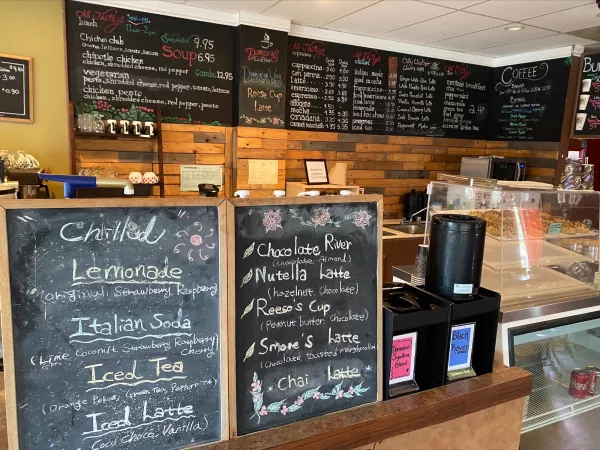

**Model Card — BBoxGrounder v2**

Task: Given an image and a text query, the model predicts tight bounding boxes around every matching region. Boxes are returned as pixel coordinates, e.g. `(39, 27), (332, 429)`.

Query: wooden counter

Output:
(0, 365), (529, 449)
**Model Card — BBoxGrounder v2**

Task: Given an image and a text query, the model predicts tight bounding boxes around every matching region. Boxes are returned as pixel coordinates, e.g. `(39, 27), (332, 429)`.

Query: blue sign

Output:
(448, 323), (475, 371)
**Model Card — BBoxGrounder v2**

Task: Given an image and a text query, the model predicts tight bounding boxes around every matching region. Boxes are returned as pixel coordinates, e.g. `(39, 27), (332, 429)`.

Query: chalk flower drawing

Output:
(173, 221), (216, 262)
(286, 208), (372, 229)
(250, 372), (370, 423)
(347, 210), (372, 229)
(263, 210), (282, 233)
(312, 208), (331, 226)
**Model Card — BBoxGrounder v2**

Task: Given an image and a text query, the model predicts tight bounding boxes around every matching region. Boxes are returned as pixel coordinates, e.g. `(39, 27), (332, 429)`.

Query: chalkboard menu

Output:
(232, 198), (381, 436)
(0, 53), (32, 122)
(491, 58), (571, 141)
(285, 37), (490, 138)
(65, 1), (235, 125)
(237, 26), (287, 128)
(573, 54), (600, 137)
(1, 203), (226, 449)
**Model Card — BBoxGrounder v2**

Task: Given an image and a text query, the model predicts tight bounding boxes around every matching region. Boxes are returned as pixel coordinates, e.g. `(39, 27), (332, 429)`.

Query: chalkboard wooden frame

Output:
(226, 195), (383, 438)
(571, 50), (600, 139)
(0, 53), (33, 123)
(0, 198), (230, 449)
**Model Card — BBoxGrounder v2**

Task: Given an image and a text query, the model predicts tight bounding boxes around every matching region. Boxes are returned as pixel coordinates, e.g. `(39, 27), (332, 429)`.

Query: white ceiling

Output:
(166, 0), (600, 57)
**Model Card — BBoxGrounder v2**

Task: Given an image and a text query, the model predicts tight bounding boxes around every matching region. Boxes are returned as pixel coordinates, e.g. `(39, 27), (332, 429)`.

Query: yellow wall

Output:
(0, 0), (69, 196)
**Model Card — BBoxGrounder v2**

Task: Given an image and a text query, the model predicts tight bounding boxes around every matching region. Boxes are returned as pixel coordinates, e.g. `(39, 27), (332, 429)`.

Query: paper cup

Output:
(273, 190), (285, 197)
(579, 95), (590, 111)
(582, 79), (592, 93)
(576, 113), (587, 131)
(234, 190), (250, 198)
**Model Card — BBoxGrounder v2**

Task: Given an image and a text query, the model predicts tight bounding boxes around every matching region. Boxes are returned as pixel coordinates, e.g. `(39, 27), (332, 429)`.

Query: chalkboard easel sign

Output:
(0, 199), (228, 449)
(228, 196), (383, 437)
(572, 52), (600, 138)
(0, 53), (33, 122)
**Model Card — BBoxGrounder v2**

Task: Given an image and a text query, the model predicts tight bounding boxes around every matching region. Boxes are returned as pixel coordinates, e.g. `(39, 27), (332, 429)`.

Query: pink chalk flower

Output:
(281, 405), (288, 415)
(295, 396), (304, 406)
(251, 380), (261, 393)
(313, 391), (321, 400)
(259, 406), (267, 416)
(190, 234), (202, 246)
(253, 394), (260, 404)
(263, 210), (282, 233)
(312, 208), (331, 227)
(353, 211), (372, 229)
(335, 390), (344, 399)
(348, 386), (355, 395)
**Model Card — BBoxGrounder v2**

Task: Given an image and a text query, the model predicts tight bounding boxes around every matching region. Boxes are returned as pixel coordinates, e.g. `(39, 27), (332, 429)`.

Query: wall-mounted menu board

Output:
(0, 201), (227, 449)
(230, 197), (382, 436)
(65, 1), (235, 125)
(573, 53), (600, 137)
(0, 53), (33, 122)
(491, 58), (571, 141)
(237, 25), (287, 128)
(285, 37), (491, 139)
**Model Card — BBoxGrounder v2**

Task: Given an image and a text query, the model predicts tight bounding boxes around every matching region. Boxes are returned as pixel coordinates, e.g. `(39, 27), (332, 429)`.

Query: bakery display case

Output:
(426, 179), (600, 303)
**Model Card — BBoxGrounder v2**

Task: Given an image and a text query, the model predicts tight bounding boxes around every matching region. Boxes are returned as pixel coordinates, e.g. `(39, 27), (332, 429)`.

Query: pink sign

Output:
(389, 332), (417, 384)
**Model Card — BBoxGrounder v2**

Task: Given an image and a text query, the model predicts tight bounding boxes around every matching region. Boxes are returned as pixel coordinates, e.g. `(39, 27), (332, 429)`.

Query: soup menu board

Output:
(0, 53), (32, 122)
(65, 1), (235, 125)
(231, 198), (381, 436)
(285, 37), (490, 138)
(573, 53), (600, 137)
(491, 58), (571, 141)
(237, 25), (287, 128)
(1, 203), (226, 449)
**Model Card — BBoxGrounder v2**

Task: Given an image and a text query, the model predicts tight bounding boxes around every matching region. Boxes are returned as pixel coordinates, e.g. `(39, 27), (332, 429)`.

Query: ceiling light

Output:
(505, 26), (524, 31)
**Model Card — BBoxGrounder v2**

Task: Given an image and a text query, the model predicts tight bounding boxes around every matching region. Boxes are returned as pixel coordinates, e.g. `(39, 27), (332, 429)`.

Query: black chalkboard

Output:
(2, 203), (226, 449)
(232, 199), (380, 436)
(237, 25), (287, 128)
(285, 37), (491, 138)
(573, 53), (600, 137)
(65, 1), (235, 125)
(0, 54), (32, 122)
(491, 57), (571, 141)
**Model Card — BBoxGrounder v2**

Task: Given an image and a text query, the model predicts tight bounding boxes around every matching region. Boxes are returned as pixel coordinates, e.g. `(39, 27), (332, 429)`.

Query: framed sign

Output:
(448, 323), (475, 371)
(304, 159), (329, 184)
(389, 332), (417, 385)
(0, 53), (33, 122)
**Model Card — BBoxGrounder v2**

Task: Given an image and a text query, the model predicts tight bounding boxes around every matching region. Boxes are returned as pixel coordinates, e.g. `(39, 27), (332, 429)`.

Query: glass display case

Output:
(426, 178), (600, 304)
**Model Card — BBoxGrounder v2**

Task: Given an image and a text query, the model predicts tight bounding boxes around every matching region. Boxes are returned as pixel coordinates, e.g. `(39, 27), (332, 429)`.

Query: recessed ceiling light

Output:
(505, 25), (524, 31)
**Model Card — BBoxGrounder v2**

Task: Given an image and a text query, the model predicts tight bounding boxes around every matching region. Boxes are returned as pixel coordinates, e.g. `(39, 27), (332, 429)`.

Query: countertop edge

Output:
(199, 366), (532, 450)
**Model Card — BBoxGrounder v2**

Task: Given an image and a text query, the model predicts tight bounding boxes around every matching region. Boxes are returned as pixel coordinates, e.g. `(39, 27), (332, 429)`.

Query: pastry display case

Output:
(426, 178), (600, 304)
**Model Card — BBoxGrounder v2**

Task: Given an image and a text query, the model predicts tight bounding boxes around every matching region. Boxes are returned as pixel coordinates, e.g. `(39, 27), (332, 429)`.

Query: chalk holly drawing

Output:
(173, 221), (216, 261)
(249, 372), (370, 423)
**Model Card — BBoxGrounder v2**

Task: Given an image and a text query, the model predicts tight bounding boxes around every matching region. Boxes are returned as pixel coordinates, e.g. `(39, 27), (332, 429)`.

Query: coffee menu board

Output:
(491, 58), (571, 141)
(286, 37), (490, 138)
(65, 1), (235, 125)
(573, 53), (600, 137)
(0, 53), (33, 122)
(0, 202), (227, 449)
(231, 198), (381, 436)
(237, 25), (287, 128)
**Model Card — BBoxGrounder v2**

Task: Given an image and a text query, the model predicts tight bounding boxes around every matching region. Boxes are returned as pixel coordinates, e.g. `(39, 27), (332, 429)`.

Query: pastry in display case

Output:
(426, 177), (600, 303)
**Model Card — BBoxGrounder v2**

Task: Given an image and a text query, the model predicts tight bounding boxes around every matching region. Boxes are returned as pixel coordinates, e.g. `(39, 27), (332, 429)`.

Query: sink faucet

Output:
(410, 207), (428, 223)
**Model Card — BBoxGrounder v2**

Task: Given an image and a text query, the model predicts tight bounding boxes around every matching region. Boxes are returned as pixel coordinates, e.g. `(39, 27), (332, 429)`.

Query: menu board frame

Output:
(226, 196), (383, 438)
(0, 53), (33, 123)
(571, 50), (600, 139)
(0, 198), (230, 449)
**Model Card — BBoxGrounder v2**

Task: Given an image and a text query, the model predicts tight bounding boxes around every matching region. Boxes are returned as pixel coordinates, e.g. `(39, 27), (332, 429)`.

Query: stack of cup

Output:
(410, 244), (428, 286)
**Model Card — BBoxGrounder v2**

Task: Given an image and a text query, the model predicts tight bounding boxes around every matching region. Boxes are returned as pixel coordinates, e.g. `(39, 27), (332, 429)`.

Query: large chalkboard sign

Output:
(0, 53), (33, 122)
(285, 37), (491, 138)
(237, 25), (287, 128)
(491, 58), (571, 141)
(0, 200), (227, 449)
(65, 1), (235, 125)
(573, 53), (600, 137)
(230, 197), (382, 436)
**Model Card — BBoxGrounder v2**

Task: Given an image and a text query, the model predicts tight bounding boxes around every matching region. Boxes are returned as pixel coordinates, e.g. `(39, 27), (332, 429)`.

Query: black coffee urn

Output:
(425, 214), (486, 300)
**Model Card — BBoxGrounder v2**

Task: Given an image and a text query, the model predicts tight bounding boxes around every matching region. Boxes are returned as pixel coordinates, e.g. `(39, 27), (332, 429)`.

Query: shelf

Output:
(516, 337), (600, 433)
(74, 131), (158, 140)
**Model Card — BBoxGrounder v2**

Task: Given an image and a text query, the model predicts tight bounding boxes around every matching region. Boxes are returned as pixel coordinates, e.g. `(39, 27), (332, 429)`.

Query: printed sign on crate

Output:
(389, 332), (417, 385)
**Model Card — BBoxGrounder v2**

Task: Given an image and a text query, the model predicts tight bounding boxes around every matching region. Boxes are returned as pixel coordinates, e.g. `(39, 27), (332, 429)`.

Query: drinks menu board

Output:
(231, 199), (381, 436)
(0, 53), (32, 122)
(1, 203), (226, 449)
(65, 1), (235, 125)
(573, 54), (600, 137)
(237, 25), (287, 128)
(491, 58), (571, 141)
(286, 36), (491, 139)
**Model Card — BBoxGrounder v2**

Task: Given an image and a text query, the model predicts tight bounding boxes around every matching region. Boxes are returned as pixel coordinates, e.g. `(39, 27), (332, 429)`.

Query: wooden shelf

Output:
(74, 131), (158, 140)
